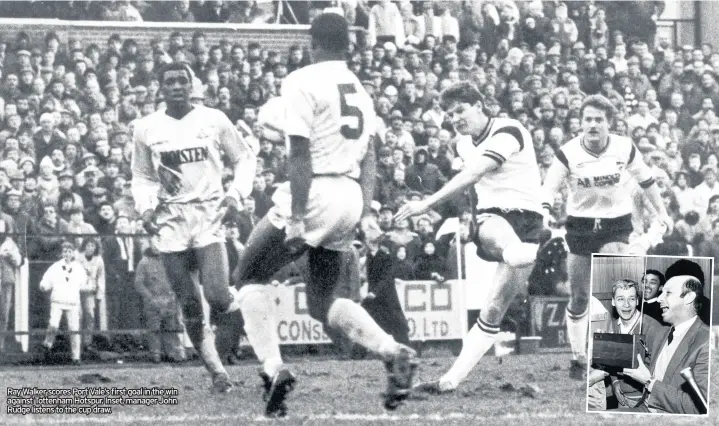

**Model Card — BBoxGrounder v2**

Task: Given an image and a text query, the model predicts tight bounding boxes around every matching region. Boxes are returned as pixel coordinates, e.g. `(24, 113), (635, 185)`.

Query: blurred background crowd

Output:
(0, 0), (717, 363)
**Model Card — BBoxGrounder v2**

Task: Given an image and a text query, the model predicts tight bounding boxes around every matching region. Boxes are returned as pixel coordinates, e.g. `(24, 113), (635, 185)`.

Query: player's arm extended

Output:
(421, 155), (500, 210)
(130, 123), (162, 214)
(288, 136), (312, 220)
(359, 135), (378, 217)
(541, 154), (570, 215)
(219, 113), (257, 203)
(627, 144), (670, 221)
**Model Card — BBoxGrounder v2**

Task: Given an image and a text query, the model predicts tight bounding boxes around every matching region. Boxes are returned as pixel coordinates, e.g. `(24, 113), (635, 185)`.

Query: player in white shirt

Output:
(221, 13), (417, 417)
(395, 81), (552, 393)
(542, 95), (670, 380)
(132, 62), (255, 393)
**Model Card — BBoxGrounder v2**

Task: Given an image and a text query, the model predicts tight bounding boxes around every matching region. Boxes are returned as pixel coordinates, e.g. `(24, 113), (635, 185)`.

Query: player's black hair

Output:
(157, 62), (195, 86)
(309, 13), (350, 53)
(439, 81), (485, 110)
(580, 94), (616, 123)
(644, 269), (666, 288)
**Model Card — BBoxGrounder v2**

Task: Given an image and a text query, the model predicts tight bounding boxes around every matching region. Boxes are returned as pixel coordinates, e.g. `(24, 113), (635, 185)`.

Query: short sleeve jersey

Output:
(553, 134), (654, 219)
(455, 118), (543, 213)
(281, 61), (377, 180)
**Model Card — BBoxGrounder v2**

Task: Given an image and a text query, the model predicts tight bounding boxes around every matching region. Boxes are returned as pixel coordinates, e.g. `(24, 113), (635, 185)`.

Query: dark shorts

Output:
(565, 214), (633, 255)
(473, 208), (545, 263)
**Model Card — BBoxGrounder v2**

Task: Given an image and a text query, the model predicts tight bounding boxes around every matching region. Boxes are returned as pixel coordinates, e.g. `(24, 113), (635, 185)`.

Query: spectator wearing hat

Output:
(33, 113), (66, 163)
(376, 145), (395, 185)
(425, 134), (452, 178)
(387, 109), (415, 151)
(626, 55), (652, 99)
(37, 156), (60, 207)
(679, 71), (704, 115)
(378, 167), (411, 210)
(405, 147), (446, 194)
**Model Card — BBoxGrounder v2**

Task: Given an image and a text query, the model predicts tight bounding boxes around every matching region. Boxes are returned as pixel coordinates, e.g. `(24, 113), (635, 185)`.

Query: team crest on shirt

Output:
(616, 161), (626, 172)
(196, 128), (211, 140)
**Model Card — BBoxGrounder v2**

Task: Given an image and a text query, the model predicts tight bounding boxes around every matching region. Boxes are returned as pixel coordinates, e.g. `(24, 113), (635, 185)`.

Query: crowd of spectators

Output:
(1, 0), (717, 360)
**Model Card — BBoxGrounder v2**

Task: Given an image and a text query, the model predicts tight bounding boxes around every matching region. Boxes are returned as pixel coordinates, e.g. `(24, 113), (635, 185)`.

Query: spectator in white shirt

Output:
(39, 241), (87, 364)
(693, 167), (719, 213)
(627, 99), (658, 134)
(368, 0), (405, 47)
(610, 43), (628, 75)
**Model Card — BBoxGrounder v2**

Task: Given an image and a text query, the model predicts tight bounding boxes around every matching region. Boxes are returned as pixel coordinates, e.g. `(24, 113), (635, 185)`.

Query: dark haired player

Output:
(221, 13), (417, 417)
(542, 94), (670, 379)
(395, 81), (551, 393)
(131, 62), (256, 392)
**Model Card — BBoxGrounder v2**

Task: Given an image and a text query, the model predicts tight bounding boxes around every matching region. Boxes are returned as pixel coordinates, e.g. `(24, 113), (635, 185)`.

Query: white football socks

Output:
(440, 319), (500, 390)
(502, 242), (539, 268)
(239, 284), (283, 378)
(566, 307), (589, 362)
(326, 298), (398, 358)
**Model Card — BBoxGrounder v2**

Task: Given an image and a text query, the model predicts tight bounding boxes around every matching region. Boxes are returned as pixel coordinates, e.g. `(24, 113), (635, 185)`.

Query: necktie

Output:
(667, 326), (675, 345)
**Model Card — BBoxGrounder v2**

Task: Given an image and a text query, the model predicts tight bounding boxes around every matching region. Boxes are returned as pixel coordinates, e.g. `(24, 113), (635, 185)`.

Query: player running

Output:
(395, 81), (551, 394)
(220, 13), (417, 417)
(131, 62), (255, 392)
(541, 94), (670, 379)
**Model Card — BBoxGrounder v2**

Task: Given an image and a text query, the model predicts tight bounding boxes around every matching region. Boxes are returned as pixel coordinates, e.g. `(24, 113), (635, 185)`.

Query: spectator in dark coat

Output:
(362, 223), (410, 346)
(405, 147), (446, 194)
(413, 241), (446, 281)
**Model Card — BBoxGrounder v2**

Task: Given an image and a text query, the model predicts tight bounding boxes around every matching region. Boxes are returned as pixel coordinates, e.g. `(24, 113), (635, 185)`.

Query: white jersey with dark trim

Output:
(455, 118), (542, 213)
(131, 105), (256, 214)
(543, 134), (654, 219)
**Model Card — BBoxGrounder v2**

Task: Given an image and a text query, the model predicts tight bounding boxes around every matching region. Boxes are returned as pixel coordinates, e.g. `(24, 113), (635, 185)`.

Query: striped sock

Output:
(440, 316), (500, 390)
(566, 307), (589, 361)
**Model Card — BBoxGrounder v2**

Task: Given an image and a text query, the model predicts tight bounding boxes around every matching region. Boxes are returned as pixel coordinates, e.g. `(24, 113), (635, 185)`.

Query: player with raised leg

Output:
(395, 81), (552, 393)
(131, 62), (255, 392)
(221, 13), (417, 417)
(541, 95), (670, 379)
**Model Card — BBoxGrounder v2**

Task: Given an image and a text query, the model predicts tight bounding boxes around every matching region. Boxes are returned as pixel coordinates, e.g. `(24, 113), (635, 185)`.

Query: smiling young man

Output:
(541, 95), (671, 379)
(395, 80), (552, 394)
(588, 279), (663, 409)
(131, 62), (256, 393)
(641, 269), (666, 324)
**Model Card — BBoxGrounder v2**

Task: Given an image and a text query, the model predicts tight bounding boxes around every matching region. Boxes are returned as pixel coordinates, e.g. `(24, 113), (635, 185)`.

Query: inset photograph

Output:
(587, 254), (712, 415)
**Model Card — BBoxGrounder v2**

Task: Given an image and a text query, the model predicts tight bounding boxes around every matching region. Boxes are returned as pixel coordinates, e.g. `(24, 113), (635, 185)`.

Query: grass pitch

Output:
(1, 352), (716, 425)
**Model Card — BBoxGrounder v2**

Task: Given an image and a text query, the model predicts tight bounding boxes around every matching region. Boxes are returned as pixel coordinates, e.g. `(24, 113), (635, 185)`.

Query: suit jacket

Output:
(647, 318), (709, 414)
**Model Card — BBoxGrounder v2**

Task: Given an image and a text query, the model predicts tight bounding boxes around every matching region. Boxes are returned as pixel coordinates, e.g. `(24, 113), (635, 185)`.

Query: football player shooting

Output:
(131, 62), (255, 393)
(219, 13), (418, 418)
(395, 81), (551, 393)
(541, 94), (671, 379)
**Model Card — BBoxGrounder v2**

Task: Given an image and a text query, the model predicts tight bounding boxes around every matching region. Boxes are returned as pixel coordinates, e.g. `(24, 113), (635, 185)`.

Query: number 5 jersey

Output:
(281, 60), (377, 180)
